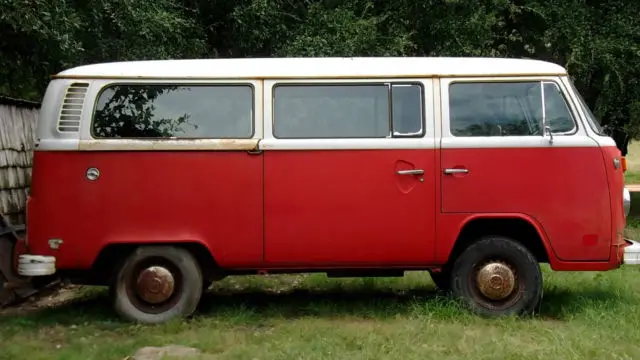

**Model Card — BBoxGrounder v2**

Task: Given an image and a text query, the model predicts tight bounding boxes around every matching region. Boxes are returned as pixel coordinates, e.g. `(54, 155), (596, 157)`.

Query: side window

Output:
(92, 84), (254, 138)
(448, 81), (576, 137)
(392, 84), (423, 136)
(449, 82), (542, 137)
(273, 83), (424, 139)
(543, 82), (576, 133)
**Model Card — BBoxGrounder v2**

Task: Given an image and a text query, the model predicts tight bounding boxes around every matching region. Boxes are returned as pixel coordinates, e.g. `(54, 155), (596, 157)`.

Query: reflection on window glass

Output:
(273, 84), (390, 138)
(273, 83), (424, 138)
(392, 84), (423, 136)
(92, 84), (253, 138)
(543, 82), (575, 133)
(449, 81), (575, 137)
(449, 82), (542, 136)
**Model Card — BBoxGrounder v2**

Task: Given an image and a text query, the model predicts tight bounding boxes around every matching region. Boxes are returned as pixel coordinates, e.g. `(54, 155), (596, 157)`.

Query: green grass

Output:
(625, 141), (640, 183)
(3, 189), (640, 359)
(625, 171), (640, 184)
(3, 246), (640, 359)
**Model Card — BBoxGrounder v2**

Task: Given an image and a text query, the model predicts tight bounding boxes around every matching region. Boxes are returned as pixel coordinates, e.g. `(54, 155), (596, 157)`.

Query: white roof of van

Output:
(54, 57), (567, 79)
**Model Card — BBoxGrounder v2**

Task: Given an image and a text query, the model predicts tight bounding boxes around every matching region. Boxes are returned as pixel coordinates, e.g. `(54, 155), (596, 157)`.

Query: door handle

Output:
(443, 168), (469, 175)
(397, 169), (424, 175)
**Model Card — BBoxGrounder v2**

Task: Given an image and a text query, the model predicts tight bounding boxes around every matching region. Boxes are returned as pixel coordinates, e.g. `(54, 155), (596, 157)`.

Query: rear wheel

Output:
(112, 246), (203, 324)
(450, 236), (542, 317)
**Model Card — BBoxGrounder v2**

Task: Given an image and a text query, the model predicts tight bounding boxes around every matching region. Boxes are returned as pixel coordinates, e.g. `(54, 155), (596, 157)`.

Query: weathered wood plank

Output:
(0, 167), (30, 189)
(0, 188), (29, 215)
(0, 105), (38, 150)
(0, 102), (39, 223)
(0, 149), (33, 168)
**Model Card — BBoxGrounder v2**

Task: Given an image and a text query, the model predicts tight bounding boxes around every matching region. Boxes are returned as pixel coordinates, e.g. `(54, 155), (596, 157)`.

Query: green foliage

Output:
(0, 0), (205, 100)
(1, 0), (639, 152)
(276, 1), (413, 57)
(93, 85), (195, 138)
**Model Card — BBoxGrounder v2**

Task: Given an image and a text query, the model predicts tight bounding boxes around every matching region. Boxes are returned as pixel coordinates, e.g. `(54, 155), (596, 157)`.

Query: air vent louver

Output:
(57, 82), (89, 133)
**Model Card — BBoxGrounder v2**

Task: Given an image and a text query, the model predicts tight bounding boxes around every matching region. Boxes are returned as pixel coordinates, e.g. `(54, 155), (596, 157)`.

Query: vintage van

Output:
(9, 57), (638, 323)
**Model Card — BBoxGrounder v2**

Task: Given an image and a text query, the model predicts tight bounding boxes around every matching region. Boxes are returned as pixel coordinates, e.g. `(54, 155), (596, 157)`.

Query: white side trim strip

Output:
(35, 136), (611, 151)
(36, 138), (80, 151)
(36, 139), (260, 151)
(259, 138), (436, 150)
(78, 139), (260, 151)
(441, 135), (600, 149)
(589, 135), (617, 148)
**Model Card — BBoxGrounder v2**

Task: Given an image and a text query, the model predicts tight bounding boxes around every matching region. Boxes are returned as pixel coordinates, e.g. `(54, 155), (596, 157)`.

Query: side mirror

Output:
(544, 126), (554, 145)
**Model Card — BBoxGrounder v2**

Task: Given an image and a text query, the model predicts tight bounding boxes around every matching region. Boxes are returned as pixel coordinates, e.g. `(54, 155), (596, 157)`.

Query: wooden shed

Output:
(0, 96), (39, 225)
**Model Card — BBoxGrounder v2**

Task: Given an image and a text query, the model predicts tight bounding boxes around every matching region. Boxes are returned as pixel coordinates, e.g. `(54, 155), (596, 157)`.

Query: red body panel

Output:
(24, 145), (625, 273)
(600, 145), (627, 259)
(27, 151), (263, 269)
(264, 150), (436, 266)
(439, 146), (612, 261)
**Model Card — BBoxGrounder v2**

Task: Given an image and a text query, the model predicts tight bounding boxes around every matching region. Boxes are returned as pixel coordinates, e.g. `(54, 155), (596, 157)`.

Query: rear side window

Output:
(448, 81), (576, 137)
(92, 84), (254, 138)
(273, 83), (424, 138)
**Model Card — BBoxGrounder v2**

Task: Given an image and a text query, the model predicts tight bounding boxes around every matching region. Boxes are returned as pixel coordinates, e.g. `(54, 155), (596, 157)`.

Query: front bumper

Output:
(624, 187), (631, 217)
(17, 255), (56, 276)
(624, 239), (640, 265)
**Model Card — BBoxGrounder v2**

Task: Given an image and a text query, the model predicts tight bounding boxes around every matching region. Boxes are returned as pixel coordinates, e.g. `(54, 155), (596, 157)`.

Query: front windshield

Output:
(568, 78), (605, 135)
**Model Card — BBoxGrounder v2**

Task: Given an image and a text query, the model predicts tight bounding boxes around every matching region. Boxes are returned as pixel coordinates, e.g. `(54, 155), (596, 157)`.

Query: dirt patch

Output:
(0, 284), (81, 317)
(127, 345), (212, 360)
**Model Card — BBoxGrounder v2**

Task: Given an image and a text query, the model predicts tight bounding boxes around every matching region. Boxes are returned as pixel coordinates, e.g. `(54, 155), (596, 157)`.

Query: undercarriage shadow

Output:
(0, 281), (628, 326)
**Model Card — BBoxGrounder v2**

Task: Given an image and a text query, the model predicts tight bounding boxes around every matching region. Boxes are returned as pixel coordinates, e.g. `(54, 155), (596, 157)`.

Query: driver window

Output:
(543, 82), (576, 133)
(448, 80), (576, 137)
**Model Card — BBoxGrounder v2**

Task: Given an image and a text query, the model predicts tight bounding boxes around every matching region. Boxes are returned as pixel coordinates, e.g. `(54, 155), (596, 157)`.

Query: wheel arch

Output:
(447, 214), (556, 266)
(91, 240), (220, 285)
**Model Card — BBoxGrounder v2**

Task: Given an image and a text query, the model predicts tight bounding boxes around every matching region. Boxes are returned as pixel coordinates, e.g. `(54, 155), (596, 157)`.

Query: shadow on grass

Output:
(198, 287), (452, 320)
(536, 286), (629, 320)
(0, 281), (630, 327)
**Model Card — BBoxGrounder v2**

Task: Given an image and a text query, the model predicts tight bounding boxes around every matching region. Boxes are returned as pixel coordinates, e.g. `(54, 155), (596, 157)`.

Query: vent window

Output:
(57, 82), (89, 133)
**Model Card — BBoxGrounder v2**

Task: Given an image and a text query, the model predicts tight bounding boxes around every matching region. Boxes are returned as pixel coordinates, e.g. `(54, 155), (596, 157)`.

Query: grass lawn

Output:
(625, 141), (640, 183)
(2, 213), (640, 359)
(4, 267), (640, 359)
(3, 146), (640, 359)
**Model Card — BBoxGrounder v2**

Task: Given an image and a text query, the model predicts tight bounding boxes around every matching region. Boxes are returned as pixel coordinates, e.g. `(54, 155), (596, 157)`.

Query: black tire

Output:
(112, 246), (203, 324)
(450, 236), (542, 317)
(428, 269), (451, 292)
(203, 279), (213, 292)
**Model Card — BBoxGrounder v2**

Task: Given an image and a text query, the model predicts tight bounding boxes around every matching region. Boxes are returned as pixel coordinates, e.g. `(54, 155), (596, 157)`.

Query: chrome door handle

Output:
(444, 168), (468, 175)
(397, 169), (424, 175)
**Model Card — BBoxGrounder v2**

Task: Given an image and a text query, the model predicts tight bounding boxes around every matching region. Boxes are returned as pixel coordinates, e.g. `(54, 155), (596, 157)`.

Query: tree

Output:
(1, 0), (639, 153)
(0, 0), (206, 101)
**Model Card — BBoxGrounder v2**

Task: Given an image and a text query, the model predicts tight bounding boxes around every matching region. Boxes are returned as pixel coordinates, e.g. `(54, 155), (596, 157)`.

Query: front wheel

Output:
(112, 246), (203, 324)
(450, 236), (542, 317)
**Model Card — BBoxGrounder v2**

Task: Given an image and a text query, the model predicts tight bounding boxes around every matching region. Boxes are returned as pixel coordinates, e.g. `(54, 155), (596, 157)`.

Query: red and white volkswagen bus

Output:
(11, 57), (638, 323)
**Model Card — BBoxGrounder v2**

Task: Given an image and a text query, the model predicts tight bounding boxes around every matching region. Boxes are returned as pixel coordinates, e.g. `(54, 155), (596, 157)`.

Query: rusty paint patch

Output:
(475, 261), (516, 300)
(136, 266), (175, 304)
(78, 138), (260, 151)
